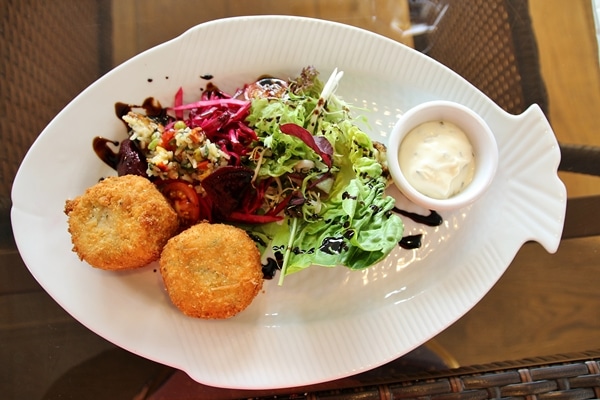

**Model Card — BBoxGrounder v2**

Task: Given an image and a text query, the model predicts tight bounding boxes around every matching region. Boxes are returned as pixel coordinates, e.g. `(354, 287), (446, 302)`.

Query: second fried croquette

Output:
(64, 175), (179, 270)
(159, 223), (263, 319)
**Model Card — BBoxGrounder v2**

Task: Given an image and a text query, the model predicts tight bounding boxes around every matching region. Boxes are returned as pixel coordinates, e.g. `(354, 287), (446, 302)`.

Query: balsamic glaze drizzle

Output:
(399, 234), (423, 250)
(262, 257), (280, 280)
(392, 207), (443, 227)
(393, 208), (443, 250)
(92, 137), (119, 169)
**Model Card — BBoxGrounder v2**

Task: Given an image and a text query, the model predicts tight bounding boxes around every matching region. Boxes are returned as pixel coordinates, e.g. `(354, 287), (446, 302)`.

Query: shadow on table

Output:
(41, 348), (166, 400)
(41, 344), (453, 400)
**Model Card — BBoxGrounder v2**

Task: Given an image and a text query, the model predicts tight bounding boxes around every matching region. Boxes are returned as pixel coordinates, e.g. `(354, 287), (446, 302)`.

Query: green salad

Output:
(242, 67), (404, 283)
(117, 66), (404, 285)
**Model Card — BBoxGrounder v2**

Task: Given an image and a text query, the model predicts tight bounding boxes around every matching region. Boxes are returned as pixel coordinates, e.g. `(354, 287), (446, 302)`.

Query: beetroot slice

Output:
(117, 139), (148, 177)
(201, 166), (254, 220)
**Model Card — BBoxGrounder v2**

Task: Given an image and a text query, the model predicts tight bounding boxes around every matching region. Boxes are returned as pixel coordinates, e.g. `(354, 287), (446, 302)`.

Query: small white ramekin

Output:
(387, 100), (498, 211)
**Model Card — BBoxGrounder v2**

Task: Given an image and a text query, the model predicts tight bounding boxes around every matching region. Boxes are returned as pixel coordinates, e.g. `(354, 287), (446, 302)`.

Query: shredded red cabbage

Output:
(170, 87), (257, 166)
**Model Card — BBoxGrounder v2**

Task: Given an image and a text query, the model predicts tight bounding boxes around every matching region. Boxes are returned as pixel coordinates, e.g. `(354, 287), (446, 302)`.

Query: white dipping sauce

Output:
(399, 120), (475, 199)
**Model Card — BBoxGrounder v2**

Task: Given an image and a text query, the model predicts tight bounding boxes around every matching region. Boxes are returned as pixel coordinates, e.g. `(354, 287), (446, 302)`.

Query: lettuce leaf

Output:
(271, 177), (402, 275)
(243, 67), (403, 284)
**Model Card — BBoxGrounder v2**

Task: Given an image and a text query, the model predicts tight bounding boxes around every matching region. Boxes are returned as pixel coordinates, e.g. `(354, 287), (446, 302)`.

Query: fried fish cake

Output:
(64, 175), (179, 270)
(160, 222), (263, 319)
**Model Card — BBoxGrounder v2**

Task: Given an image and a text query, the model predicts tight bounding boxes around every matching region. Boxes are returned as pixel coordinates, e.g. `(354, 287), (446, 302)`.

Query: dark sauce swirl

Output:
(115, 97), (170, 125)
(262, 257), (280, 280)
(94, 98), (165, 175)
(393, 208), (443, 250)
(92, 137), (119, 170)
(393, 207), (443, 227)
(399, 234), (423, 250)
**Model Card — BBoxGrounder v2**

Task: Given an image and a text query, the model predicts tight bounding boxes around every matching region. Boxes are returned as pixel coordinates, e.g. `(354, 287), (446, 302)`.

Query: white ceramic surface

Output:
(387, 100), (498, 210)
(11, 16), (566, 389)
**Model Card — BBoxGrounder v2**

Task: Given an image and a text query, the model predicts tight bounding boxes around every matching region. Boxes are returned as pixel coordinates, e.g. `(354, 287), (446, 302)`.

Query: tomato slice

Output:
(156, 180), (202, 227)
(160, 129), (176, 150)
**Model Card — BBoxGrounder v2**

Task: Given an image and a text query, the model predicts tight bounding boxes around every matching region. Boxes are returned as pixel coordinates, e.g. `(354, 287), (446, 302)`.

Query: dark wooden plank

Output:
(434, 237), (600, 365)
(0, 318), (149, 399)
(0, 291), (72, 330)
(0, 249), (41, 295)
(0, 289), (161, 399)
(562, 196), (600, 239)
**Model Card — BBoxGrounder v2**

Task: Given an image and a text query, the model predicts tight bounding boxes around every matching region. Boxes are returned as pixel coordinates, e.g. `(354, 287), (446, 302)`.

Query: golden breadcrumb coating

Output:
(160, 222), (263, 319)
(64, 175), (179, 270)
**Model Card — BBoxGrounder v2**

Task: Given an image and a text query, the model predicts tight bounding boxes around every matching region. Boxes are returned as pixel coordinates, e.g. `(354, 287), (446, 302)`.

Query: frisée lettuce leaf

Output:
(243, 67), (404, 284)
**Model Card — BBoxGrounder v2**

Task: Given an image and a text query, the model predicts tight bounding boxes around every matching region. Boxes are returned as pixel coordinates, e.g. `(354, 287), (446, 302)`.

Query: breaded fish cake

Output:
(160, 222), (263, 319)
(64, 175), (179, 270)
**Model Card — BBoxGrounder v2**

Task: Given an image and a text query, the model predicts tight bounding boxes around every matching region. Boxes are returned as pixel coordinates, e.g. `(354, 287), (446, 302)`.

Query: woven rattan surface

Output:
(419, 0), (549, 117)
(138, 350), (600, 399)
(0, 0), (111, 213)
(248, 351), (600, 400)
